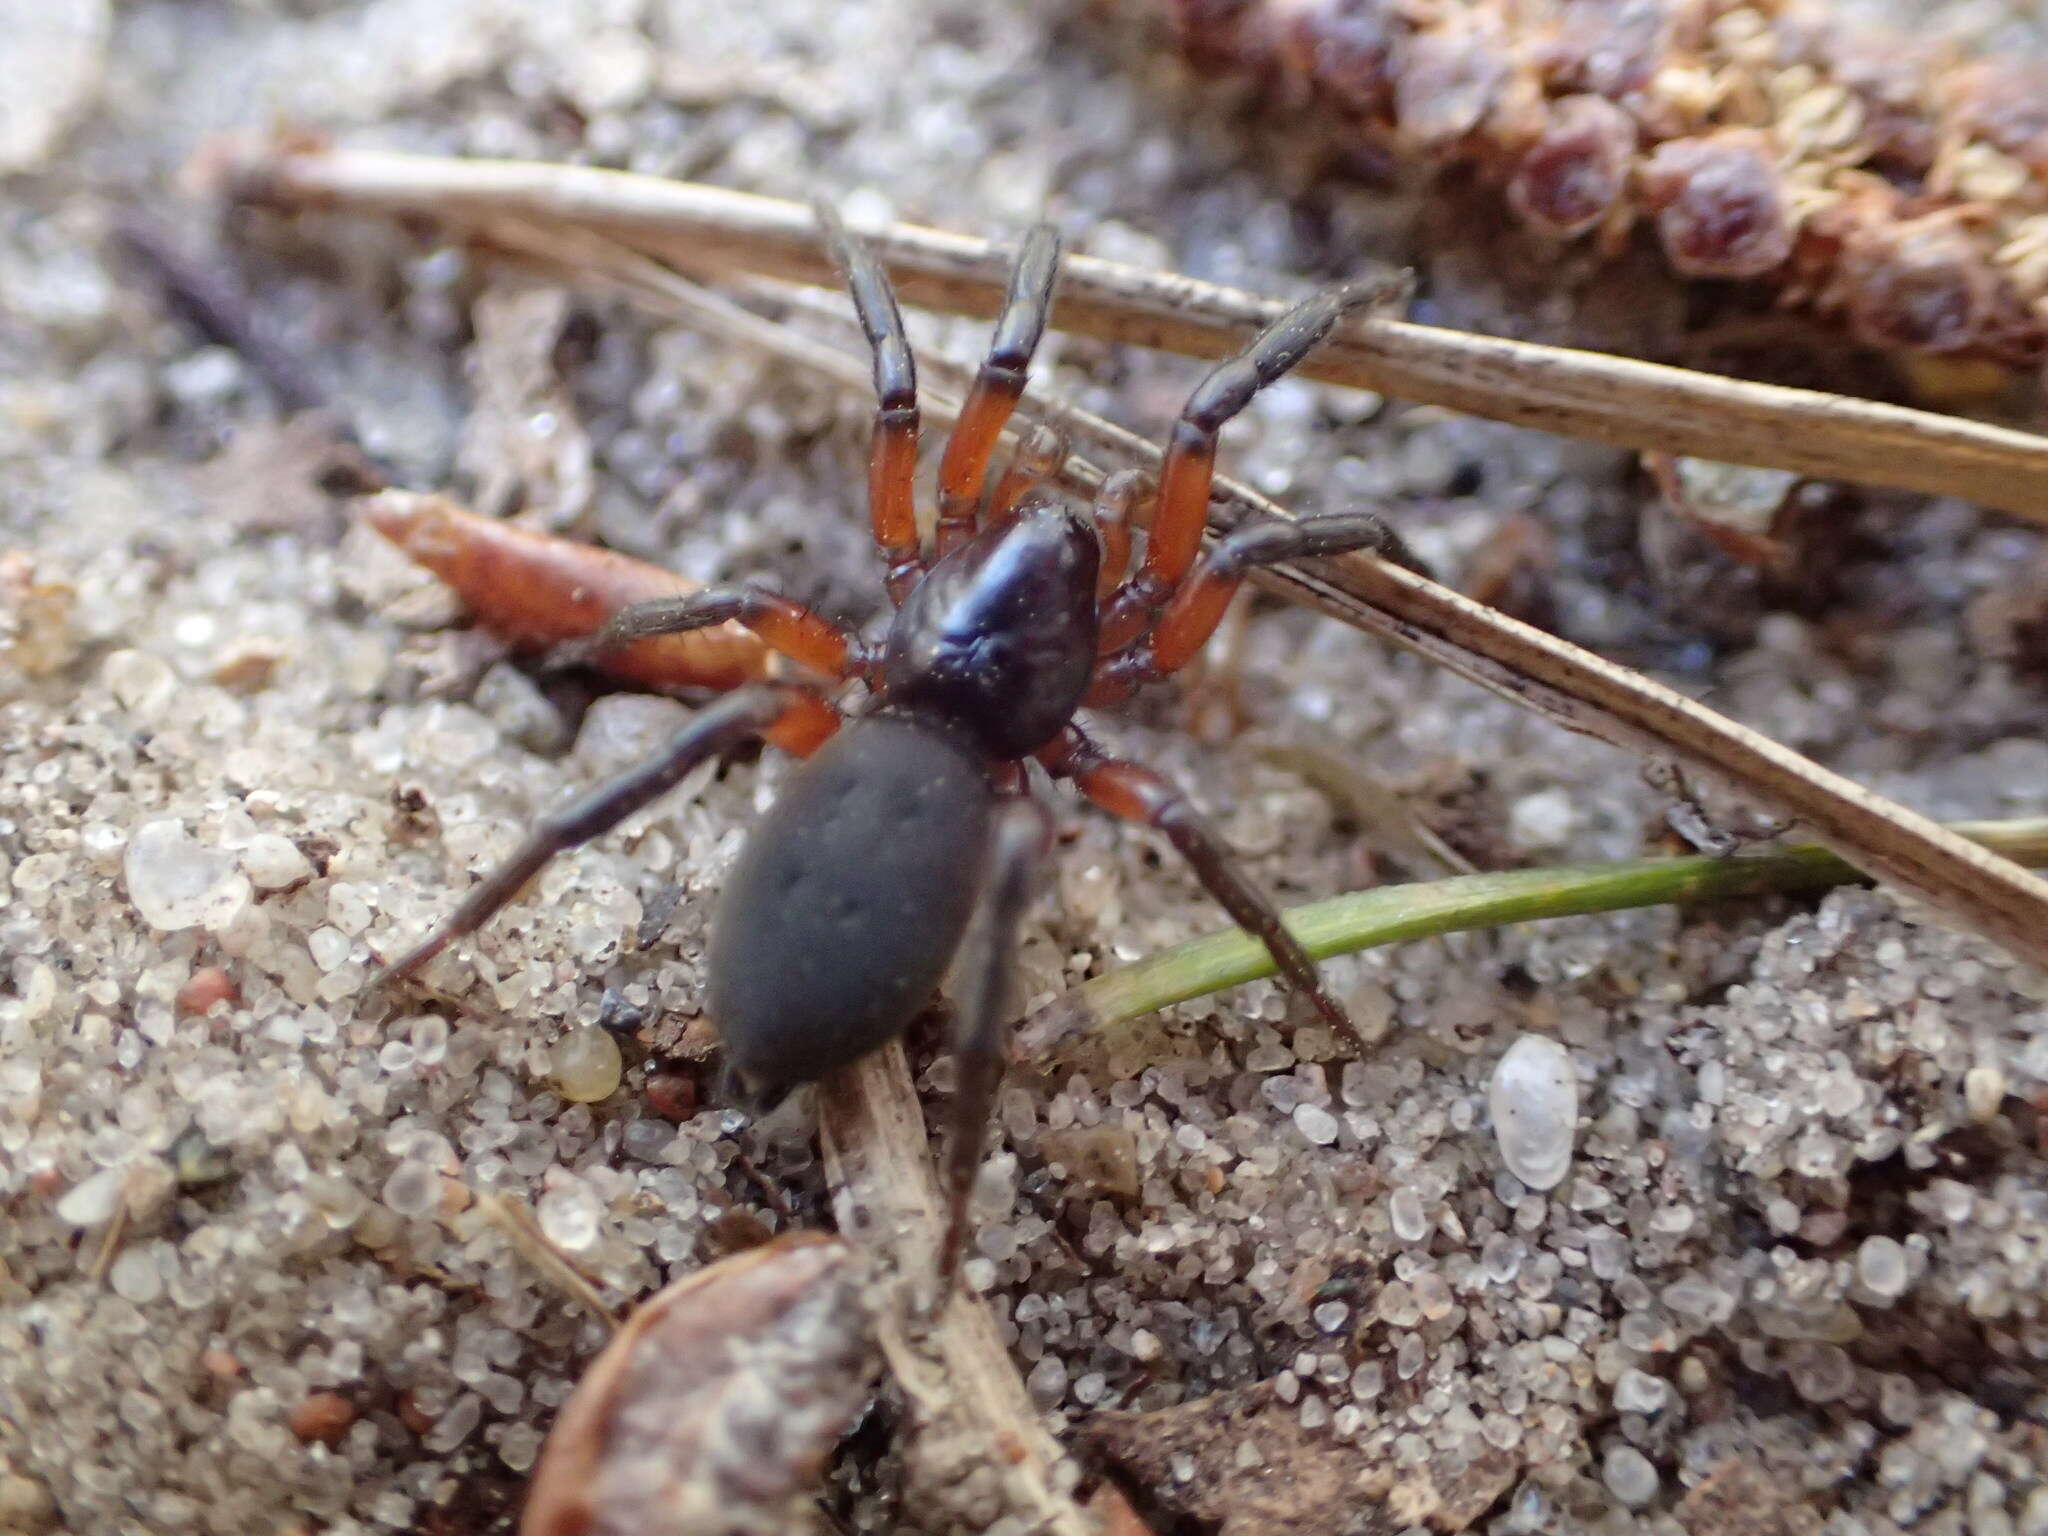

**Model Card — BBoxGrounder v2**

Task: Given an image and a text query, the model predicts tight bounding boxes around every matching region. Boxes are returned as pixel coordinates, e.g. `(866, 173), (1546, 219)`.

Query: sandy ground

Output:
(4, 1), (2048, 1532)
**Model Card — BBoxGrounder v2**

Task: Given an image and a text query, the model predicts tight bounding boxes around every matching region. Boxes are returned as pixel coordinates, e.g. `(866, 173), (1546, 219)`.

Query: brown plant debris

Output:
(1137, 0), (2048, 362)
(519, 1232), (875, 1536)
(1673, 1456), (1825, 1536)
(364, 490), (773, 693)
(1081, 1381), (1518, 1536)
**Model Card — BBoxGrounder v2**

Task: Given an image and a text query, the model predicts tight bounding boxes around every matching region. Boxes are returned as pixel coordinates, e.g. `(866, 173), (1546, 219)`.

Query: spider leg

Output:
(1090, 469), (1146, 603)
(545, 587), (875, 681)
(1099, 275), (1407, 651)
(934, 224), (1062, 557)
(938, 794), (1053, 1287)
(817, 203), (926, 605)
(368, 684), (838, 989)
(1087, 510), (1406, 705)
(1039, 724), (1359, 1049)
(982, 422), (1068, 532)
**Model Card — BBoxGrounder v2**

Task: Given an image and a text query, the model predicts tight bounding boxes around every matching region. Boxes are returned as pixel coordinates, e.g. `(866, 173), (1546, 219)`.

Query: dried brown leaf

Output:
(521, 1232), (873, 1536)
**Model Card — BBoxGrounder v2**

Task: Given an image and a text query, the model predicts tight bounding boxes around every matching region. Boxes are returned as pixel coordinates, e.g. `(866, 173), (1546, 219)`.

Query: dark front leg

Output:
(938, 795), (1053, 1288)
(369, 684), (837, 989)
(1039, 725), (1359, 1049)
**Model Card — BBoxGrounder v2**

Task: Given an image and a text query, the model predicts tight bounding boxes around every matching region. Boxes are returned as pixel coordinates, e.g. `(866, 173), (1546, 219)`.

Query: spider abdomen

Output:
(705, 713), (994, 1089)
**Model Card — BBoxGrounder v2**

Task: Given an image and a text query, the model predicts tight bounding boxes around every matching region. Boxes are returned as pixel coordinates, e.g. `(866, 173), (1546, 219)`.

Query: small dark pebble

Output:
(635, 882), (686, 949)
(595, 987), (648, 1034)
(647, 1071), (698, 1122)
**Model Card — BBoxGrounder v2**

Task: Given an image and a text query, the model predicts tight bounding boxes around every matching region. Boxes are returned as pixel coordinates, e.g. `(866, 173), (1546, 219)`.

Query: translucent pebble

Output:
(1263, 1076), (1309, 1114)
(1377, 1281), (1420, 1327)
(57, 1167), (126, 1225)
(1481, 1232), (1524, 1282)
(1489, 1035), (1577, 1191)
(1395, 1334), (1425, 1380)
(10, 853), (64, 898)
(327, 883), (373, 936)
(381, 1161), (440, 1219)
(109, 1246), (163, 1304)
(1964, 1065), (2005, 1125)
(549, 1028), (622, 1103)
(1247, 1043), (1294, 1073)
(1313, 1301), (1349, 1332)
(1603, 1445), (1659, 1507)
(1027, 1356), (1068, 1405)
(1618, 1312), (1671, 1353)
(1661, 1276), (1732, 1323)
(307, 927), (352, 972)
(1389, 1187), (1429, 1242)
(536, 1179), (601, 1252)
(124, 820), (238, 932)
(426, 1395), (481, 1455)
(409, 1014), (449, 1067)
(499, 1421), (544, 1474)
(102, 649), (177, 717)
(1413, 1271), (1454, 1320)
(1292, 1102), (1340, 1145)
(1614, 1369), (1670, 1415)
(1509, 788), (1577, 849)
(1786, 1342), (1854, 1403)
(1587, 1226), (1629, 1280)
(241, 834), (311, 890)
(1857, 1234), (1910, 1300)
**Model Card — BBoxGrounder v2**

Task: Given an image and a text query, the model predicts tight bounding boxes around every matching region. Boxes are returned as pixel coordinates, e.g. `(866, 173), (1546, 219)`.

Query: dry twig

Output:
(212, 142), (2048, 520)
(817, 1045), (1117, 1536)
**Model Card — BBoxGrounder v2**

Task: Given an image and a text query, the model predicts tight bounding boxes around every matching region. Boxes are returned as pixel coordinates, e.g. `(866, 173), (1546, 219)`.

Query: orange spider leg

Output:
(982, 423), (1068, 532)
(817, 203), (926, 604)
(1089, 511), (1402, 705)
(1038, 724), (1356, 1046)
(934, 225), (1061, 556)
(1091, 469), (1144, 604)
(1100, 280), (1398, 640)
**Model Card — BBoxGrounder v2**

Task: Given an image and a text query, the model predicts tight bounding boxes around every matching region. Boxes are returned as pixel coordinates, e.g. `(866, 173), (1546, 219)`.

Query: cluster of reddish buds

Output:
(1147, 0), (2048, 363)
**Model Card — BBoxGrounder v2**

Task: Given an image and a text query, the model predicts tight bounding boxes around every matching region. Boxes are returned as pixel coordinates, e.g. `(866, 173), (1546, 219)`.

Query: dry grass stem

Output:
(473, 1189), (619, 1329)
(817, 1044), (1123, 1536)
(468, 217), (2048, 970)
(216, 141), (2048, 521)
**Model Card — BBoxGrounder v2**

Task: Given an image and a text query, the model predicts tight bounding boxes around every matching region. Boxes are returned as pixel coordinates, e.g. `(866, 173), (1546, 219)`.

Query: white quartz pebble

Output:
(1489, 1034), (1578, 1191)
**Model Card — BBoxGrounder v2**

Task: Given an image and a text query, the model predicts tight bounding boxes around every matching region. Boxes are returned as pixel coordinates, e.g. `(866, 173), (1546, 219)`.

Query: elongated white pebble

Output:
(1489, 1034), (1578, 1190)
